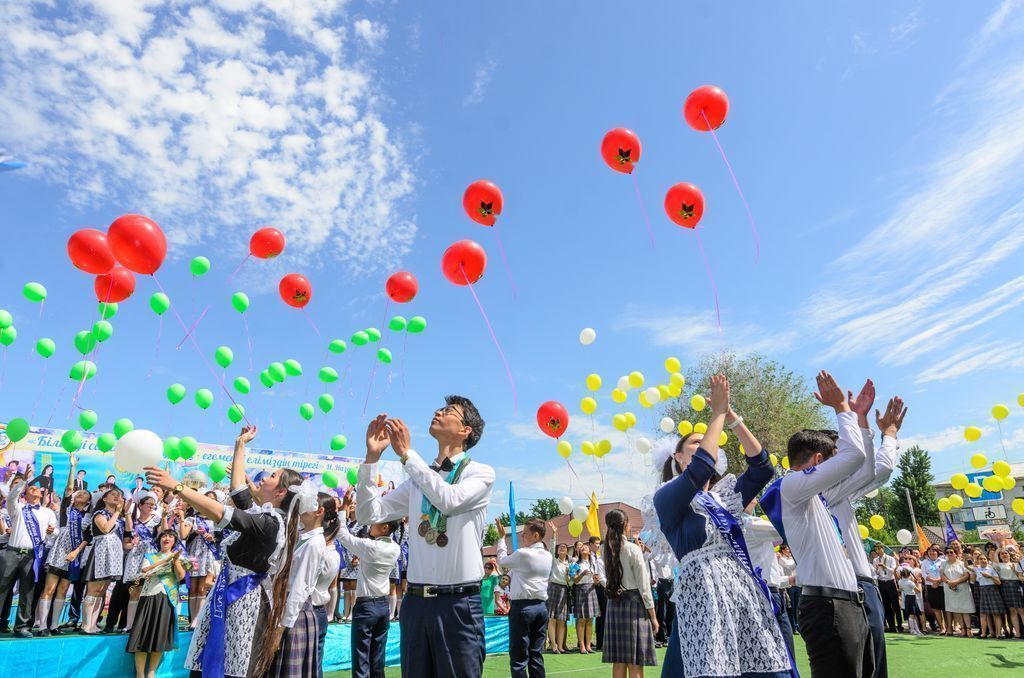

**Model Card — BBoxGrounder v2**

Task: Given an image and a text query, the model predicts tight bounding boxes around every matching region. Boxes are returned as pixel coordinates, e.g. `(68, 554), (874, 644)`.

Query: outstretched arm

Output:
(230, 426), (257, 492)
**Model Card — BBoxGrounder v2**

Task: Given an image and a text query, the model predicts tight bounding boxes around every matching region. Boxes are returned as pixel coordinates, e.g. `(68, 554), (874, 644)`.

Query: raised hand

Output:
(495, 518), (507, 539)
(875, 397), (907, 437)
(385, 418), (411, 456)
(236, 425), (257, 446)
(813, 371), (848, 412)
(365, 414), (391, 461)
(144, 466), (178, 492)
(709, 373), (730, 415)
(847, 379), (875, 427)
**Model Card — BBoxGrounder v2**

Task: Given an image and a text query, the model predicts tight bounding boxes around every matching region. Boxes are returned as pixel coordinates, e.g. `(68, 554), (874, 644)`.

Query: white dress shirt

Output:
(336, 510), (400, 599)
(778, 555), (796, 588)
(549, 557), (570, 585)
(743, 514), (787, 589)
(873, 554), (897, 582)
(616, 540), (655, 609)
(575, 558), (596, 585)
(778, 411), (866, 592)
(356, 449), (494, 586)
(7, 483), (57, 550)
(282, 527), (327, 628)
(312, 544), (341, 606)
(591, 553), (606, 585)
(496, 540), (553, 601)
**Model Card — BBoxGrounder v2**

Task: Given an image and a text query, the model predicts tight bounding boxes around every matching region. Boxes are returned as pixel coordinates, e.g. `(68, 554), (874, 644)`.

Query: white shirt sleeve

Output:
(823, 427), (876, 504)
(355, 464), (411, 525)
(782, 411), (867, 504)
(401, 451), (495, 517)
(495, 537), (517, 568)
(282, 539), (325, 629)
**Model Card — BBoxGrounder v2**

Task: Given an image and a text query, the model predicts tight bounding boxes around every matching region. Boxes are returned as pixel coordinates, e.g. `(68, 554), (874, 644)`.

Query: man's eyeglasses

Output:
(435, 406), (464, 424)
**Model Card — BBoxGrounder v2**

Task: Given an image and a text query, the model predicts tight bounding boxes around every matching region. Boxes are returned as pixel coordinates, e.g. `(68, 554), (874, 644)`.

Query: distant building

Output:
(481, 501), (644, 559)
(933, 461), (1024, 533)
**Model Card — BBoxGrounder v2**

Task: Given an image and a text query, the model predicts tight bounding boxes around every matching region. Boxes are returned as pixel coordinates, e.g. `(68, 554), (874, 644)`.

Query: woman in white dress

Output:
(940, 546), (975, 637)
(123, 492), (164, 632)
(80, 487), (127, 634)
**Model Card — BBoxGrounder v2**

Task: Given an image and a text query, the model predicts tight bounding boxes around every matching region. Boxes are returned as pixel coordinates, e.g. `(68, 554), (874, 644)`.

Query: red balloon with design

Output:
(386, 271), (419, 303)
(441, 240), (487, 286)
(279, 273), (312, 308)
(107, 214), (167, 274)
(68, 228), (116, 274)
(250, 227), (286, 259)
(462, 180), (503, 227)
(683, 86), (729, 132)
(600, 128), (642, 174)
(536, 401), (569, 439)
(94, 266), (137, 302)
(664, 183), (705, 229)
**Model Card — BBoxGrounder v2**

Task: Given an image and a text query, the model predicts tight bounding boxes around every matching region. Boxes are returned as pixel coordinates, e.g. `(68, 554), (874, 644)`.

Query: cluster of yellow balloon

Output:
(579, 439), (612, 458)
(612, 411), (638, 432)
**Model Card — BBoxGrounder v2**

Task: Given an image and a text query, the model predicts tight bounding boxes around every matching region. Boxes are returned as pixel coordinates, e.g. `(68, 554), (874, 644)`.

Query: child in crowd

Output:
(897, 566), (925, 635)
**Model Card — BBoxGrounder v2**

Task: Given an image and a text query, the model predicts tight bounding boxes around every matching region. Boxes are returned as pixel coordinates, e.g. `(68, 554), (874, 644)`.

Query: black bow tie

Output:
(430, 458), (454, 473)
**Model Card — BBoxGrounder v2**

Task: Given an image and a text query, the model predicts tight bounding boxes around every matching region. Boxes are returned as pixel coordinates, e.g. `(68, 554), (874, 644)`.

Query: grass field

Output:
(327, 631), (1024, 677)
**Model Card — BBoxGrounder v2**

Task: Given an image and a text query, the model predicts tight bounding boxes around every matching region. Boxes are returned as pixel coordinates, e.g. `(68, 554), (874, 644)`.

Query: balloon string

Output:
(460, 263), (517, 411)
(361, 300), (391, 417)
(302, 309), (323, 340)
(70, 285), (113, 416)
(242, 314), (255, 373)
(174, 254), (251, 348)
(146, 315), (164, 381)
(38, 300), (44, 319)
(592, 455), (606, 495)
(700, 108), (759, 264)
(47, 380), (69, 427)
(491, 224), (518, 299)
(694, 228), (723, 341)
(630, 171), (656, 248)
(997, 421), (1009, 462)
(31, 360), (48, 420)
(175, 306), (210, 349)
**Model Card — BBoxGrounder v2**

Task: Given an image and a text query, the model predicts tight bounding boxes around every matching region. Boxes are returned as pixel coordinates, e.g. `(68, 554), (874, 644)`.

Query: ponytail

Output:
(604, 509), (627, 598)
(318, 492), (341, 543)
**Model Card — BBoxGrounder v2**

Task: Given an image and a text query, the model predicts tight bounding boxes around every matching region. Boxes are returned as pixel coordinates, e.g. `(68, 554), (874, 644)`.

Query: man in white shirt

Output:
(357, 395), (495, 678)
(0, 473), (57, 637)
(495, 518), (553, 678)
(338, 505), (401, 678)
(872, 542), (902, 633)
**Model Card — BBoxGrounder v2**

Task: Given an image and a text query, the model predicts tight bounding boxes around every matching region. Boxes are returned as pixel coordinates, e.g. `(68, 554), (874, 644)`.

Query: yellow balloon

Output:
(781, 456), (790, 470)
(581, 397), (597, 415)
(639, 391), (652, 408)
(568, 519), (583, 537)
(1018, 393), (1024, 408)
(982, 475), (1003, 493)
(611, 389), (627, 403)
(557, 441), (571, 458)
(658, 384), (671, 400)
(949, 494), (964, 508)
(690, 394), (706, 412)
(1002, 476), (1017, 491)
(669, 372), (685, 389)
(624, 412), (637, 428)
(992, 404), (1010, 421)
(950, 473), (969, 490)
(581, 441), (595, 456)
(694, 422), (708, 435)
(964, 426), (982, 442)
(664, 357), (681, 373)
(586, 374), (602, 392)
(612, 414), (628, 432)
(628, 371), (645, 389)
(667, 384), (682, 398)
(937, 498), (952, 512)
(1013, 498), (1024, 516)
(965, 482), (983, 498)
(718, 431), (728, 447)
(677, 420), (693, 436)
(858, 524), (869, 539)
(970, 453), (987, 469)
(993, 460), (1012, 477)
(869, 515), (885, 531)
(598, 439), (612, 455)
(769, 452), (778, 467)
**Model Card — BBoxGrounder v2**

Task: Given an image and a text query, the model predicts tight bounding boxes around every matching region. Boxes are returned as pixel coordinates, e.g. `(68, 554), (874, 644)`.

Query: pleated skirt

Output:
(125, 593), (177, 653)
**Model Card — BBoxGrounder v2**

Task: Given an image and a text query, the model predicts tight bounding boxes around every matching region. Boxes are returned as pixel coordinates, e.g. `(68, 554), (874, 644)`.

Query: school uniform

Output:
(648, 554), (675, 645)
(268, 526), (328, 678)
(995, 562), (1022, 610)
(125, 552), (180, 654)
(572, 558), (601, 619)
(546, 558), (571, 621)
(743, 514), (795, 661)
(591, 553), (607, 649)
(313, 538), (341, 672)
(0, 482), (57, 634)
(497, 539), (553, 678)
(872, 553), (901, 633)
(357, 449), (495, 678)
(601, 540), (656, 668)
(974, 566), (1006, 615)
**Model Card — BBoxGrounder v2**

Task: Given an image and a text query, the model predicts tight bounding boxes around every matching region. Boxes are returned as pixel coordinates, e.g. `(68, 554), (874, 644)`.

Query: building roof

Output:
(481, 501), (644, 558)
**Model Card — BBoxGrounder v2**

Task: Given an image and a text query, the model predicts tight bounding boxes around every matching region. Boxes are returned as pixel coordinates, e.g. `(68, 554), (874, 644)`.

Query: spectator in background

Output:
(481, 561), (500, 615)
(777, 543), (798, 633)
(872, 543), (903, 633)
(995, 548), (1023, 639)
(941, 547), (975, 638)
(921, 545), (946, 634)
(973, 553), (1005, 639)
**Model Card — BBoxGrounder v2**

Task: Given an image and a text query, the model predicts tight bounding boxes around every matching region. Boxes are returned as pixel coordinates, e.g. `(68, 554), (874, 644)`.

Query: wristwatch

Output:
(174, 483), (185, 494)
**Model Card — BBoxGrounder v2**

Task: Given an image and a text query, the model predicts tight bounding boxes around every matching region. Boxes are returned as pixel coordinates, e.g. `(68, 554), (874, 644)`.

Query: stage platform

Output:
(0, 617), (511, 677)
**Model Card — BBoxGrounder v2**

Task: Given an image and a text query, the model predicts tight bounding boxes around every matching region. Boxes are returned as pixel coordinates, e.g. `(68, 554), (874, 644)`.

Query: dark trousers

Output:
(654, 579), (674, 643)
(352, 597), (390, 678)
(593, 584), (607, 648)
(0, 548), (39, 631)
(104, 580), (130, 631)
(509, 599), (546, 678)
(313, 604), (328, 675)
(0, 581), (13, 629)
(787, 586), (801, 632)
(860, 580), (886, 678)
(876, 579), (902, 632)
(770, 588), (795, 661)
(798, 594), (871, 678)
(400, 590), (484, 678)
(67, 581), (85, 624)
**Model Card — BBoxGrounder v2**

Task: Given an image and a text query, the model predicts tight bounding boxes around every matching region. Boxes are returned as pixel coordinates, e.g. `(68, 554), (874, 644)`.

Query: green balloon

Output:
(0, 310), (12, 329)
(190, 256), (211, 276)
(231, 292), (249, 313)
(114, 418), (134, 439)
(328, 339), (347, 354)
(69, 360), (97, 381)
(98, 302), (118, 319)
(299, 403), (314, 421)
(389, 316), (408, 332)
(5, 418), (30, 443)
(269, 362), (286, 382)
(163, 436), (180, 459)
(377, 348), (393, 364)
(259, 370), (274, 388)
(209, 460), (229, 483)
(23, 282), (47, 303)
(215, 346), (234, 369)
(78, 410), (98, 431)
(407, 316), (427, 333)
(284, 359), (302, 376)
(35, 338), (56, 358)
(195, 389), (214, 410)
(60, 429), (82, 453)
(92, 320), (114, 342)
(330, 434), (347, 451)
(0, 326), (17, 346)
(97, 433), (117, 453)
(346, 467), (358, 486)
(318, 393), (334, 413)
(149, 293), (170, 315)
(228, 404), (245, 424)
(366, 328), (381, 343)
(234, 377), (251, 394)
(351, 331), (369, 346)
(179, 436), (198, 459)
(318, 367), (338, 383)
(321, 470), (339, 488)
(74, 330), (96, 355)
(167, 383), (186, 404)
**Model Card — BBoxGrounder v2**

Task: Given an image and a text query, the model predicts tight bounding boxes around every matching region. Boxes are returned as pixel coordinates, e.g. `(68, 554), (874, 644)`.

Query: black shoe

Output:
(58, 621), (77, 630)
(49, 628), (63, 636)
(0, 627), (10, 634)
(38, 629), (51, 637)
(13, 629), (33, 639)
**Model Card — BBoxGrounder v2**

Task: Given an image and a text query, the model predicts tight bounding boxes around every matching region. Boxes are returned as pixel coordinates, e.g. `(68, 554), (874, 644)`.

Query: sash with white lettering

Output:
(199, 563), (266, 677)
(135, 521), (159, 550)
(22, 505), (46, 582)
(192, 516), (221, 559)
(68, 506), (84, 580)
(144, 552), (181, 648)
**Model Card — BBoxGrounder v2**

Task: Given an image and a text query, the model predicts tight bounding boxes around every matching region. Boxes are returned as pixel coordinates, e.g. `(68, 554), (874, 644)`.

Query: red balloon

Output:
(250, 227), (286, 259)
(664, 183), (705, 229)
(683, 85), (729, 132)
(67, 228), (116, 274)
(279, 273), (312, 308)
(441, 240), (487, 286)
(386, 271), (419, 303)
(94, 266), (136, 303)
(107, 214), (167, 275)
(462, 180), (503, 227)
(600, 128), (642, 174)
(537, 401), (569, 439)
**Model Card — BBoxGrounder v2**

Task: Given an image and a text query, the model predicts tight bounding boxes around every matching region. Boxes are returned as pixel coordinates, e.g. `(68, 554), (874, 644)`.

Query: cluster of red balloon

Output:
(67, 215), (168, 303)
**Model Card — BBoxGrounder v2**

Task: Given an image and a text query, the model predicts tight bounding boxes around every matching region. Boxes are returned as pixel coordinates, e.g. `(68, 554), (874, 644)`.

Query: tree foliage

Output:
(889, 445), (939, 528)
(528, 498), (562, 521)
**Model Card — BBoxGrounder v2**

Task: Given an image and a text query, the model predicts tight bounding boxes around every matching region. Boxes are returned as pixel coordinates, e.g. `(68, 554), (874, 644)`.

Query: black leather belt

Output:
(510, 598), (545, 606)
(801, 585), (864, 604)
(768, 586), (780, 595)
(857, 575), (877, 587)
(355, 596), (387, 603)
(408, 583), (480, 598)
(7, 547), (31, 556)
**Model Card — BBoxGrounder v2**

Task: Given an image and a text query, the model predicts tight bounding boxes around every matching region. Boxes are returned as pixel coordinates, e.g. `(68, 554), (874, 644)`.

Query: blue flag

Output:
(944, 514), (958, 544)
(509, 481), (518, 551)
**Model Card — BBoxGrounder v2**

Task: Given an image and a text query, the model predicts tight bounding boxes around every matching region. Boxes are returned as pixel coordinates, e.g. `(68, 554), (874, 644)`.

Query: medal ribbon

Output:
(419, 457), (471, 541)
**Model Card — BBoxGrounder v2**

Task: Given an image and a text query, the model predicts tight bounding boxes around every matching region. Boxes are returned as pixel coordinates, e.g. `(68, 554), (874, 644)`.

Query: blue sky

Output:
(2, 0), (1024, 517)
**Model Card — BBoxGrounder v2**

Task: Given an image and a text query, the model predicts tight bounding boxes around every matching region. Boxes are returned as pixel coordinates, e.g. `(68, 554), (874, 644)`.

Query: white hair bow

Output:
(288, 479), (319, 515)
(652, 434), (728, 478)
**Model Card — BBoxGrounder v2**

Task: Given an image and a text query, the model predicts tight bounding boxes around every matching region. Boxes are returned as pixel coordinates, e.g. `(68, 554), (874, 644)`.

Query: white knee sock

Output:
(50, 597), (65, 630)
(389, 594), (397, 619)
(327, 588), (339, 621)
(34, 599), (51, 631)
(81, 596), (98, 632)
(125, 599), (139, 631)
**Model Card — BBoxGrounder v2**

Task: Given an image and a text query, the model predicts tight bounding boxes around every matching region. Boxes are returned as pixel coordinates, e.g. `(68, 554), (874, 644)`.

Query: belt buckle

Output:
(856, 588), (865, 605)
(422, 585), (437, 598)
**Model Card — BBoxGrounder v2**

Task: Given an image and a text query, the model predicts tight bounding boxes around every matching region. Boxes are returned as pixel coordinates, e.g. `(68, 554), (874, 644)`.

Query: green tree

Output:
(482, 523), (499, 547)
(664, 352), (831, 475)
(854, 486), (900, 544)
(528, 498), (561, 521)
(889, 446), (938, 529)
(498, 511), (532, 526)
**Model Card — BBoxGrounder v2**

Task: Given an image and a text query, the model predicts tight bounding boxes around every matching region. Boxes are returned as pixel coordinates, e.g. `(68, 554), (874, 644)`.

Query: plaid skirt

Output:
(266, 600), (320, 678)
(978, 586), (1006, 615)
(574, 583), (601, 619)
(546, 583), (569, 621)
(601, 589), (657, 666)
(1000, 581), (1023, 609)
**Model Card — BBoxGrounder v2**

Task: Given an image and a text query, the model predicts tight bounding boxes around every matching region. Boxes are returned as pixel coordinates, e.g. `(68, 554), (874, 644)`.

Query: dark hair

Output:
(92, 487), (123, 513)
(383, 520), (402, 537)
(446, 394), (485, 450)
(157, 529), (180, 550)
(42, 465), (53, 476)
(106, 474), (116, 483)
(787, 430), (835, 468)
(661, 433), (702, 483)
(524, 519), (546, 540)
(588, 535), (601, 545)
(77, 469), (86, 477)
(603, 509), (628, 598)
(318, 492), (341, 543)
(556, 543), (569, 560)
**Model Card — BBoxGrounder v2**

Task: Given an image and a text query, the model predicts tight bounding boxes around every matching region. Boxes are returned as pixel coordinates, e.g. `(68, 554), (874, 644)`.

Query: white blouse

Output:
(612, 540), (654, 609)
(549, 557), (570, 585)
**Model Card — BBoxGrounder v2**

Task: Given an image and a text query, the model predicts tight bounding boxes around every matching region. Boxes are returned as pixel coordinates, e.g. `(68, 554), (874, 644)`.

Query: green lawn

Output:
(327, 633), (1024, 677)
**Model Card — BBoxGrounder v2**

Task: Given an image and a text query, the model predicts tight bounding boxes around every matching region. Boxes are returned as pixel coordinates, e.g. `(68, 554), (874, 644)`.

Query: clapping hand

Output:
(875, 397), (907, 438)
(385, 419), (411, 456)
(813, 371), (848, 412)
(847, 379), (875, 427)
(709, 373), (730, 415)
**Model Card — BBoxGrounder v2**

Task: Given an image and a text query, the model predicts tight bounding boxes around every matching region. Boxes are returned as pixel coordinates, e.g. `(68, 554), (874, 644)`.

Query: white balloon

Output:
(644, 387), (661, 404)
(616, 376), (630, 391)
(864, 489), (880, 499)
(572, 505), (589, 521)
(579, 328), (596, 345)
(659, 417), (675, 433)
(896, 529), (913, 545)
(114, 429), (164, 474)
(558, 496), (574, 515)
(635, 437), (652, 454)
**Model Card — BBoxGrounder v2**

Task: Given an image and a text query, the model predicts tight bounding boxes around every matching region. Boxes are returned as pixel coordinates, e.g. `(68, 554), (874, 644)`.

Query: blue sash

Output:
(192, 517), (221, 559)
(68, 507), (84, 580)
(22, 506), (46, 582)
(199, 564), (266, 677)
(136, 522), (159, 550)
(759, 478), (787, 543)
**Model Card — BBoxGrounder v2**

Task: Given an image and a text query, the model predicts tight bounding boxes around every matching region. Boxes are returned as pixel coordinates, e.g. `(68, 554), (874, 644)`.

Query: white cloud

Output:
(616, 306), (797, 357)
(464, 55), (496, 106)
(914, 339), (1024, 384)
(901, 425), (988, 454)
(890, 8), (921, 42)
(0, 1), (415, 272)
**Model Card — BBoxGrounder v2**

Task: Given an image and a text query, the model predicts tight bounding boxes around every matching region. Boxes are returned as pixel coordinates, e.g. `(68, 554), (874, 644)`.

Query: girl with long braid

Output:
(602, 508), (658, 675)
